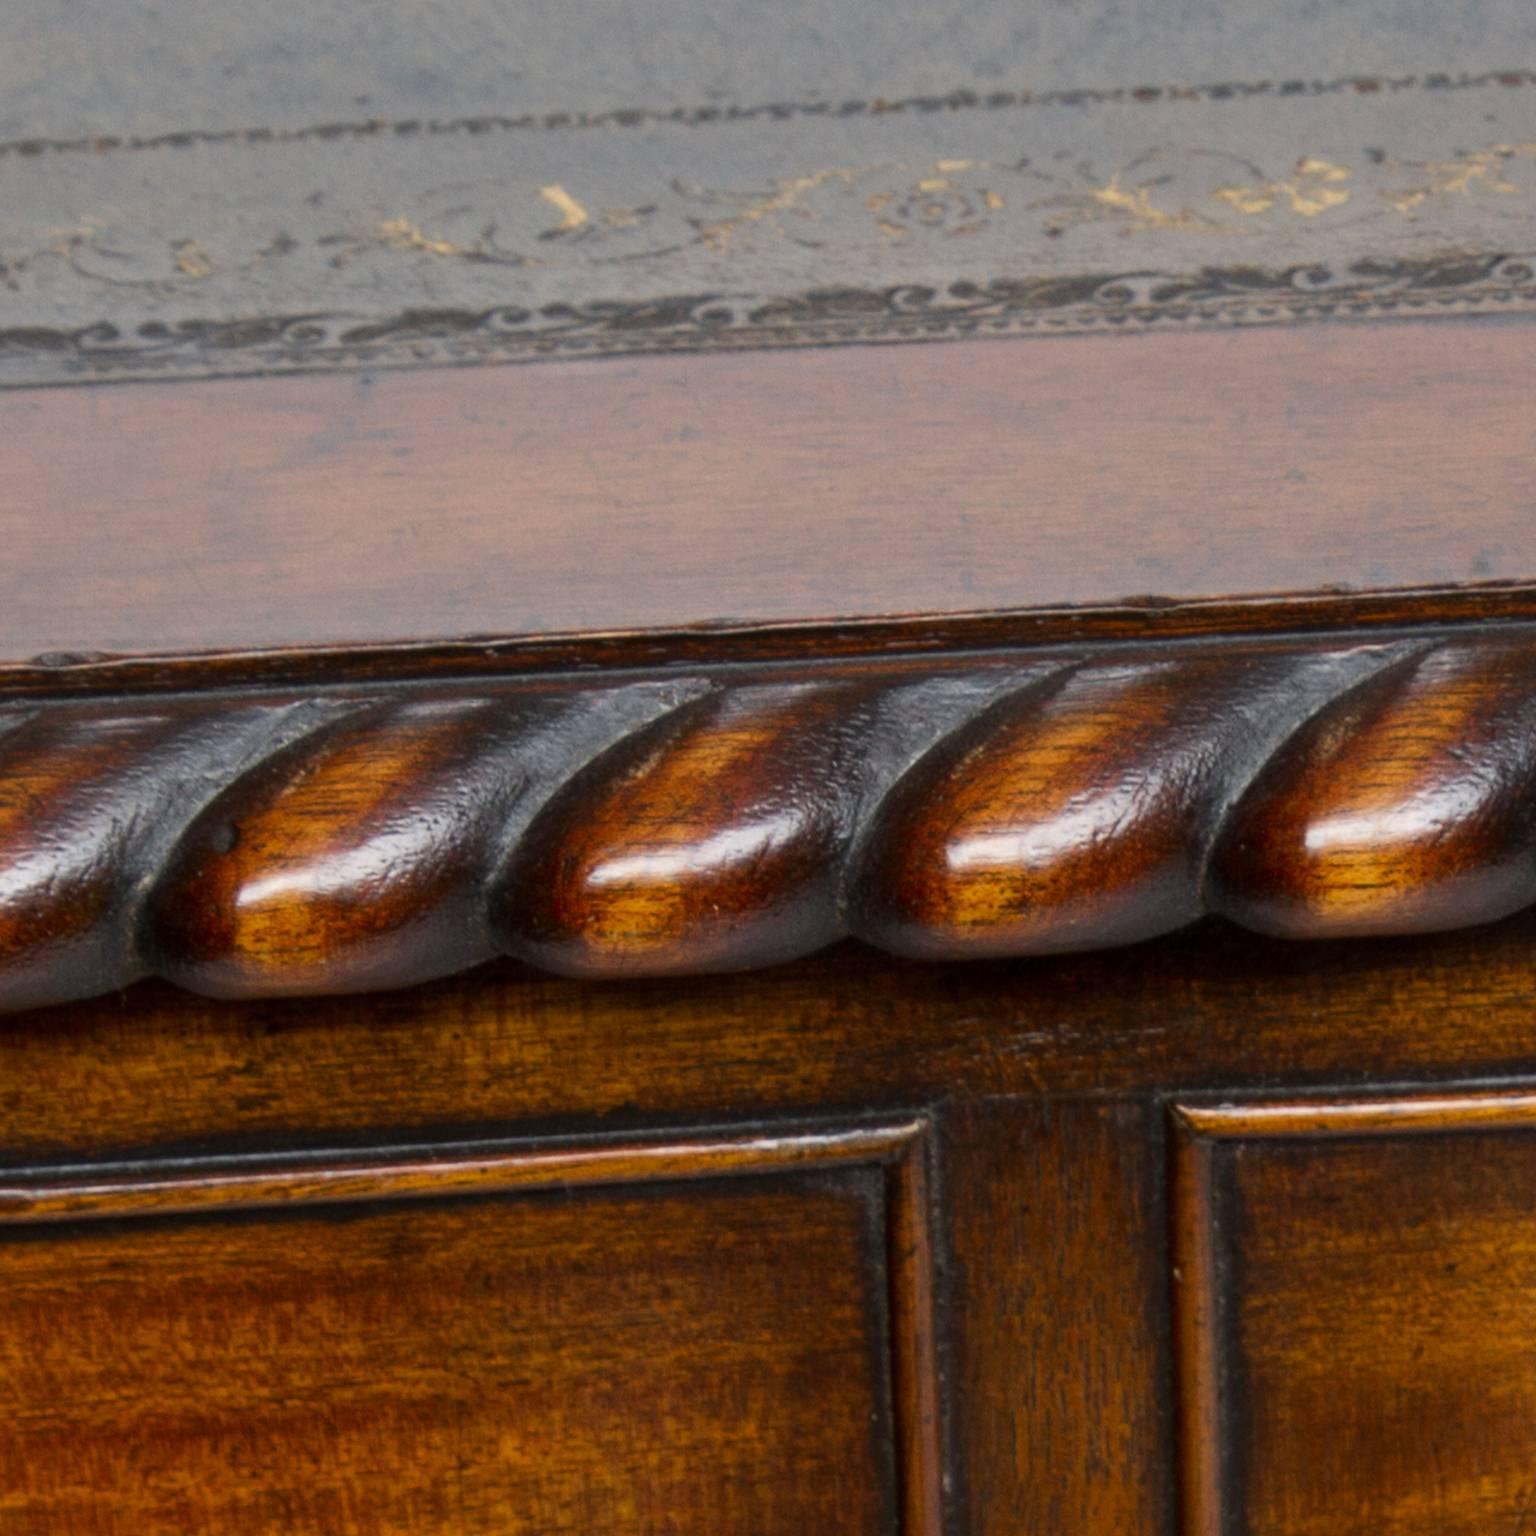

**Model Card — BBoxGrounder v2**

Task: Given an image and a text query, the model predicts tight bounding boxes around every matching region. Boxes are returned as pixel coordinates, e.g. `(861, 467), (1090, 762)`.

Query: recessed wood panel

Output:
(0, 1127), (929, 1535)
(1173, 1094), (1536, 1536)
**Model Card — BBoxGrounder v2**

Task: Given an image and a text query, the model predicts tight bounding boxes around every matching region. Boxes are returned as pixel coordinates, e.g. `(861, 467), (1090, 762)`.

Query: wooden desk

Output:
(4, 5), (1536, 1531)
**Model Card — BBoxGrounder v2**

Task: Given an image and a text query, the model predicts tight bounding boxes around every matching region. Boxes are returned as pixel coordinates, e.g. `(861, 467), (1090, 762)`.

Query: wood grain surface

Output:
(943, 1100), (1171, 1536)
(0, 1146), (908, 1534)
(1173, 1093), (1536, 1536)
(8, 907), (1536, 1161)
(3, 231), (1534, 1534)
(0, 1121), (925, 1225)
(9, 916), (1536, 1532)
(1, 317), (1532, 666)
(8, 628), (1536, 1009)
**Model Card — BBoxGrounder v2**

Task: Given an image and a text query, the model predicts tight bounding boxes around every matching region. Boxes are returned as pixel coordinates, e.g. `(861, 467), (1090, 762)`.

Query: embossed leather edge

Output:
(5, 251), (1534, 382)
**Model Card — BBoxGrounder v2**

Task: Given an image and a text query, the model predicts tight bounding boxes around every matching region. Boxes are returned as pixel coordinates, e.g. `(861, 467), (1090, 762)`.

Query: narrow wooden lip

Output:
(7, 581), (1536, 700)
(1171, 1087), (1536, 1140)
(1169, 1118), (1225, 1536)
(0, 1116), (928, 1226)
(883, 1125), (945, 1536)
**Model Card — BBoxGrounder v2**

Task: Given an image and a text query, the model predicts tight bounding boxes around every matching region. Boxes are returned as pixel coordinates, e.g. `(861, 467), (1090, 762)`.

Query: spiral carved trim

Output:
(1, 633), (1533, 1011)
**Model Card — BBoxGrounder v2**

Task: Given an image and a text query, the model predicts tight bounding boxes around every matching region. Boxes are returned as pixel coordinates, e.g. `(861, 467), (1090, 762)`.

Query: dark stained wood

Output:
(10, 581), (1536, 699)
(1211, 640), (1536, 938)
(1172, 1092), (1536, 1536)
(0, 318), (1532, 668)
(0, 1120), (926, 1225)
(0, 1141), (906, 1535)
(12, 0), (1536, 1518)
(943, 1100), (1171, 1536)
(11, 853), (1536, 1531)
(15, 627), (1536, 1010)
(144, 691), (569, 1001)
(886, 1124), (944, 1536)
(852, 648), (1363, 959)
(2, 230), (1535, 1533)
(15, 941), (1536, 1534)
(9, 909), (1536, 1162)
(495, 681), (869, 978)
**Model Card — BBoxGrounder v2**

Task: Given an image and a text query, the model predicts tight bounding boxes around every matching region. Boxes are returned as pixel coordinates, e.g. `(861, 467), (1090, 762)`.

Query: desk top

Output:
(0, 3), (1533, 1012)
(0, 318), (1532, 676)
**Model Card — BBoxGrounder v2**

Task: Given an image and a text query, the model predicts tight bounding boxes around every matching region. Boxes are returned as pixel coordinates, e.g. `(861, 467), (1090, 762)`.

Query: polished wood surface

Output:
(5, 6), (1536, 1519)
(2, 200), (1533, 1530)
(0, 1169), (896, 1534)
(14, 627), (1536, 1010)
(6, 632), (1536, 1531)
(944, 1100), (1171, 1536)
(0, 1121), (924, 1224)
(12, 916), (1536, 1533)
(12, 911), (1536, 1157)
(1212, 641), (1536, 938)
(1173, 1093), (1536, 1536)
(1, 317), (1532, 667)
(0, 1116), (938, 1536)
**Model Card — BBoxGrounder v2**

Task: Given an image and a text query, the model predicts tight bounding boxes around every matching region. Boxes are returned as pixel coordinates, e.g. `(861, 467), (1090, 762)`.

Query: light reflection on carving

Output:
(583, 818), (796, 890)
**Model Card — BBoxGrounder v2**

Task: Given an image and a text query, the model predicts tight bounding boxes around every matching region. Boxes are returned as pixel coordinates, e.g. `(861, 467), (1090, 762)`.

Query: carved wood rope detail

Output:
(1, 632), (1530, 1011)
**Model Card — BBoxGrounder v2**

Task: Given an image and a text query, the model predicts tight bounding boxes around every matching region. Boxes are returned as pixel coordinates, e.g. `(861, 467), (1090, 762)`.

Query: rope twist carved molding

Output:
(1, 633), (1532, 1012)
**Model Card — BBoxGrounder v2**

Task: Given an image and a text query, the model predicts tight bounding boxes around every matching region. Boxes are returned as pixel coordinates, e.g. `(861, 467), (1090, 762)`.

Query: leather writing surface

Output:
(0, 1), (1530, 383)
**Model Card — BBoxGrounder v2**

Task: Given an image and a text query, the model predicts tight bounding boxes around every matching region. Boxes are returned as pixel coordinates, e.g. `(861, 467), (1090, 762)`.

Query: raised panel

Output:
(0, 1123), (935, 1535)
(1172, 1093), (1536, 1536)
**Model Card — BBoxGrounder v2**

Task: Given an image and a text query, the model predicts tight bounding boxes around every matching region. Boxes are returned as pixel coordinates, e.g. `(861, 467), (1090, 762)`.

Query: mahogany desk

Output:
(2, 6), (1536, 1532)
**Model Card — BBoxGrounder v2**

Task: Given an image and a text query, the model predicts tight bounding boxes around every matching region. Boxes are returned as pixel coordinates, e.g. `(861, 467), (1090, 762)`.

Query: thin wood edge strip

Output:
(0, 1118), (928, 1225)
(1168, 1117), (1225, 1536)
(1171, 1088), (1536, 1140)
(886, 1131), (945, 1536)
(9, 581), (1536, 700)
